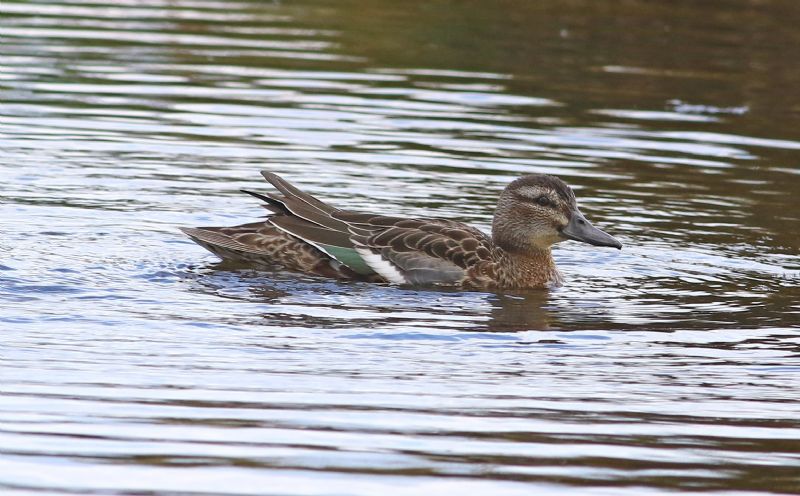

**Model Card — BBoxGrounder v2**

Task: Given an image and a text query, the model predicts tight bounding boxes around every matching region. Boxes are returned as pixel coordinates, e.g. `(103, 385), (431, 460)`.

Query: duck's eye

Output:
(535, 196), (551, 207)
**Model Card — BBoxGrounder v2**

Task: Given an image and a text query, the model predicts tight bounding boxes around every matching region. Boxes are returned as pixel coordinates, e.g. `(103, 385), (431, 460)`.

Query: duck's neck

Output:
(493, 247), (563, 289)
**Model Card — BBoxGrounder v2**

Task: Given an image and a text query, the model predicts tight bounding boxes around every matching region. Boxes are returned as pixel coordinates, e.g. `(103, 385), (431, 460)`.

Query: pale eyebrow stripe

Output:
(515, 186), (545, 198)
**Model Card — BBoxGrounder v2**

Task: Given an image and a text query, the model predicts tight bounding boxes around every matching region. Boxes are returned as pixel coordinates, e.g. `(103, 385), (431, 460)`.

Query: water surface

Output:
(1, 0), (799, 494)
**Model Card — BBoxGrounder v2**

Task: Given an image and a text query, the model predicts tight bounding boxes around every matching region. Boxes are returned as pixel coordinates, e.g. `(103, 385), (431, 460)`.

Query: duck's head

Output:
(492, 174), (622, 254)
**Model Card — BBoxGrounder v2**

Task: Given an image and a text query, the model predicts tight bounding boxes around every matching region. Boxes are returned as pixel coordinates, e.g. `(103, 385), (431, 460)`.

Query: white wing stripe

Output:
(355, 248), (406, 284)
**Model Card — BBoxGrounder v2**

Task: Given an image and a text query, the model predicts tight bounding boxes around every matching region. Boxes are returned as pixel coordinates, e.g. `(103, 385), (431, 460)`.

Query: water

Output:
(1, 0), (799, 494)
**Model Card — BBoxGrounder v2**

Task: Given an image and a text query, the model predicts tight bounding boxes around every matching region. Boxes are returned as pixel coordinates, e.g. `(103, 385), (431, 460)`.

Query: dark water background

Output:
(2, 0), (799, 494)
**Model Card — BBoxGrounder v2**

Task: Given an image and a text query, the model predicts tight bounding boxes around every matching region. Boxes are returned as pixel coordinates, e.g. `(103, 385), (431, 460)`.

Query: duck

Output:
(181, 171), (621, 289)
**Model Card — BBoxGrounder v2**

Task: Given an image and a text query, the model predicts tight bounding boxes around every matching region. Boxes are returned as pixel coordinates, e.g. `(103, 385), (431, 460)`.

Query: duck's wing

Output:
(187, 171), (493, 285)
(331, 212), (494, 286)
(258, 172), (495, 285)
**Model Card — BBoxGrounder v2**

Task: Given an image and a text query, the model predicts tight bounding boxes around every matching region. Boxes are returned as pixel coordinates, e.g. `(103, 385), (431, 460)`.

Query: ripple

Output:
(2, 0), (800, 494)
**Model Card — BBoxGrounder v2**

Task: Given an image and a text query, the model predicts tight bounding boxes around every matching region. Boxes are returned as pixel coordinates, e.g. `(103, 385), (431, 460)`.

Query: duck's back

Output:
(331, 212), (494, 285)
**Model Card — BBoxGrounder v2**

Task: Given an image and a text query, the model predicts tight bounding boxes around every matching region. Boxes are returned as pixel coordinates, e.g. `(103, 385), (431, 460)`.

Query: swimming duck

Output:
(181, 171), (621, 289)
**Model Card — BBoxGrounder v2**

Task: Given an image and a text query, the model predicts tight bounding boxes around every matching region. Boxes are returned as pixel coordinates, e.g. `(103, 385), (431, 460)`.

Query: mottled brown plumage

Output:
(181, 171), (621, 289)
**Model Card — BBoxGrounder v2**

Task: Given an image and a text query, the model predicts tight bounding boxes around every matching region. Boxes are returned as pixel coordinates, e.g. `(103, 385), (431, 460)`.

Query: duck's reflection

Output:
(183, 262), (575, 333)
(483, 291), (554, 332)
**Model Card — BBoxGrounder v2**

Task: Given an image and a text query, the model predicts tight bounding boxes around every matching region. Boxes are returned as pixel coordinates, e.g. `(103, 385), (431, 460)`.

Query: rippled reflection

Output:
(2, 0), (799, 494)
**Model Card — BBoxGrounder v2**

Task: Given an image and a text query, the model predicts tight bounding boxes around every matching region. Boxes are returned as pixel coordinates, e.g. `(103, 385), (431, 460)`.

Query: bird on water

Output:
(181, 171), (621, 289)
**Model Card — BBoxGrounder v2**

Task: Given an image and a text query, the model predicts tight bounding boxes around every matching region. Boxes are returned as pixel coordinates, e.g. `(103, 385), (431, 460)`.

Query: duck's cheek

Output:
(529, 232), (564, 249)
(535, 222), (569, 247)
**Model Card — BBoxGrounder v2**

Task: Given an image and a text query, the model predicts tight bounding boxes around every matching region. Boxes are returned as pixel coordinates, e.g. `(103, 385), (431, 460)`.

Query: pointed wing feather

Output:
(260, 171), (349, 232)
(241, 189), (290, 215)
(268, 215), (352, 249)
(261, 171), (337, 215)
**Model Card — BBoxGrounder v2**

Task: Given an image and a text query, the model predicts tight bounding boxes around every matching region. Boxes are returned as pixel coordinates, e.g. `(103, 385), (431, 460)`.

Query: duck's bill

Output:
(560, 210), (622, 249)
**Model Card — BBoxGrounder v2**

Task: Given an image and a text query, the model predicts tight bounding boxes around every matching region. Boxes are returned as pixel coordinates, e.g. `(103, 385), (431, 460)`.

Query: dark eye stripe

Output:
(535, 196), (551, 207)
